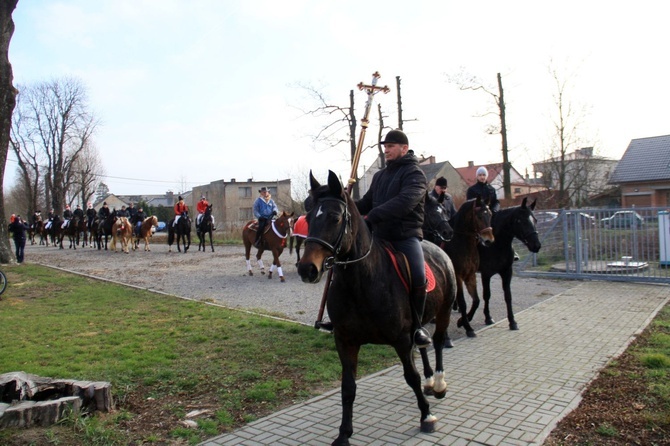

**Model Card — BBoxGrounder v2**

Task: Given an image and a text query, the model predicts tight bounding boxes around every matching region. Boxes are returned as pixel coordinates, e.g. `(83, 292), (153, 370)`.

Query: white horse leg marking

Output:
(433, 371), (447, 395)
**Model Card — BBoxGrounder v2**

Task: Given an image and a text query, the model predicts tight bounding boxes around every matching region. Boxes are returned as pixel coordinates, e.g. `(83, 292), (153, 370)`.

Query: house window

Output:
(238, 187), (252, 198)
(514, 187), (521, 194)
(239, 207), (253, 220)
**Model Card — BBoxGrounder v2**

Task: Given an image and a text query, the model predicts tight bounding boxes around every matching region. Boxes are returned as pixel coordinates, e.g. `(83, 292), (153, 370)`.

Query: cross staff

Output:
(347, 72), (390, 192)
(315, 72), (389, 330)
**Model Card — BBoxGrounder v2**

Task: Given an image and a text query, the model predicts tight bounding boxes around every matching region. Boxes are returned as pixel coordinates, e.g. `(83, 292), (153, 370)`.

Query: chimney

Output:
(230, 178), (236, 183)
(468, 161), (474, 168)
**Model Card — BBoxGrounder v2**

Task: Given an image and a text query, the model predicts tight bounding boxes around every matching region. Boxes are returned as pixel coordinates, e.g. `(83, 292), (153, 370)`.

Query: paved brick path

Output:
(202, 281), (669, 446)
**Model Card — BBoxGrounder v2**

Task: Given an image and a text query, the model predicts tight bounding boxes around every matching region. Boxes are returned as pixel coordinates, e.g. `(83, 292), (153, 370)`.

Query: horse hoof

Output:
(248, 271), (253, 277)
(434, 389), (447, 399)
(420, 414), (437, 433)
(443, 339), (454, 348)
(261, 271), (265, 275)
(485, 318), (495, 325)
(510, 322), (519, 330)
(466, 330), (477, 338)
(423, 386), (434, 396)
(456, 318), (463, 328)
(280, 276), (285, 283)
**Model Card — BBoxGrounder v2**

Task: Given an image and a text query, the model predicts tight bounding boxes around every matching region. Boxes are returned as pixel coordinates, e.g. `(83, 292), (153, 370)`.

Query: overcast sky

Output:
(6, 1), (670, 197)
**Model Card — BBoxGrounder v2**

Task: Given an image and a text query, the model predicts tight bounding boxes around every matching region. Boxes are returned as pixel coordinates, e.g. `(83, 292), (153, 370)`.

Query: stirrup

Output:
(414, 328), (432, 347)
(314, 321), (333, 332)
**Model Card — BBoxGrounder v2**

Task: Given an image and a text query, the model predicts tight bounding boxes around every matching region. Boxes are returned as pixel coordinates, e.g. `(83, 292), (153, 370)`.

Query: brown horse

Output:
(242, 211), (294, 282)
(441, 197), (495, 338)
(134, 215), (159, 251)
(29, 219), (43, 245)
(88, 217), (100, 248)
(111, 217), (133, 253)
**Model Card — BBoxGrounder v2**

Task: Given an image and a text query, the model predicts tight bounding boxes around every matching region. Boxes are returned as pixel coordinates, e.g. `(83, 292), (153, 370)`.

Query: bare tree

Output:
(18, 76), (99, 215)
(537, 64), (595, 208)
(69, 141), (105, 207)
(448, 70), (511, 198)
(0, 0), (18, 263)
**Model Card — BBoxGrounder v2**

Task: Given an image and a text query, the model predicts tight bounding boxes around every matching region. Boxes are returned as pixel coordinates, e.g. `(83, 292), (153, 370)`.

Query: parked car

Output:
(600, 211), (645, 229)
(565, 211), (597, 228)
(535, 211), (559, 230)
(156, 221), (167, 232)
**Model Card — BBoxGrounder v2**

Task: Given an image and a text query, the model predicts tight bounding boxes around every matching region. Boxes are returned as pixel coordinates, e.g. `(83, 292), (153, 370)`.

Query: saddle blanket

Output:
(293, 215), (308, 238)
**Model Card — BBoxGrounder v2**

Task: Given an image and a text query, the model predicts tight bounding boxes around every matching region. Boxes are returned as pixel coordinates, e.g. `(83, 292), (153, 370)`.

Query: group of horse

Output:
(28, 211), (162, 253)
(292, 170), (542, 445)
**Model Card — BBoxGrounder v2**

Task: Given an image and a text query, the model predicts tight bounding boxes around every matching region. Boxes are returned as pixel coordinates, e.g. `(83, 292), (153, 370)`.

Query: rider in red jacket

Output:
(173, 196), (188, 227)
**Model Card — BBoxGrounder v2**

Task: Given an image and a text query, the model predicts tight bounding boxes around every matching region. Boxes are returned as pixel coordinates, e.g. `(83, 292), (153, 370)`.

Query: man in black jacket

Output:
(430, 176), (457, 220)
(466, 166), (500, 212)
(355, 129), (432, 348)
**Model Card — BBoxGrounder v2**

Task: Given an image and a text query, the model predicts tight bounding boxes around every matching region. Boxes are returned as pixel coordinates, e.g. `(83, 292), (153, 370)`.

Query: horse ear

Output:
(327, 170), (342, 195)
(530, 199), (537, 211)
(521, 197), (528, 208)
(309, 170), (321, 192)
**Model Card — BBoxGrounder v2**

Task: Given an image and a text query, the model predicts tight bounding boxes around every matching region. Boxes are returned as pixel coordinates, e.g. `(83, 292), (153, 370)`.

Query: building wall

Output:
(620, 182), (670, 207)
(193, 179), (292, 233)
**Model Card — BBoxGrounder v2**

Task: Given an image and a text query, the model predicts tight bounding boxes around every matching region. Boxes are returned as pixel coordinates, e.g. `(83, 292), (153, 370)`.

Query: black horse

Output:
(197, 204), (214, 252)
(477, 198), (541, 330)
(297, 171), (457, 445)
(441, 197), (494, 338)
(168, 211), (191, 253)
(422, 191), (454, 248)
(59, 216), (82, 249)
(97, 211), (118, 250)
(45, 215), (62, 247)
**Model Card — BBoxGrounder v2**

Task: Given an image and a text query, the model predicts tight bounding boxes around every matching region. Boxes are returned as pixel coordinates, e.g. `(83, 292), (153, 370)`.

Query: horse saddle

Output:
(249, 220), (271, 234)
(380, 240), (436, 294)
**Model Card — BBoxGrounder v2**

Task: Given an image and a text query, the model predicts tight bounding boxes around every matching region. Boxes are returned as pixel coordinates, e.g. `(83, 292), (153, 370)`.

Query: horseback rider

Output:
(86, 202), (97, 229)
(173, 196), (188, 227)
(131, 207), (146, 236)
(118, 205), (130, 218)
(354, 129), (432, 348)
(31, 210), (42, 229)
(253, 187), (278, 248)
(466, 166), (518, 260)
(44, 208), (55, 230)
(430, 176), (457, 221)
(127, 202), (137, 221)
(98, 201), (111, 220)
(466, 166), (500, 212)
(196, 195), (209, 228)
(61, 205), (73, 229)
(73, 204), (84, 220)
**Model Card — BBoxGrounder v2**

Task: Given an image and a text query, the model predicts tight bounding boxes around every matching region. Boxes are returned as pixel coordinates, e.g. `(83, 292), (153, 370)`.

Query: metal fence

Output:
(515, 207), (670, 284)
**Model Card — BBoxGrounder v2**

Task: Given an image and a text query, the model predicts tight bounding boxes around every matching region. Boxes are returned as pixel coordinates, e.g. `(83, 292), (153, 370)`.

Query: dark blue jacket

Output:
(9, 219), (28, 240)
(356, 151), (426, 241)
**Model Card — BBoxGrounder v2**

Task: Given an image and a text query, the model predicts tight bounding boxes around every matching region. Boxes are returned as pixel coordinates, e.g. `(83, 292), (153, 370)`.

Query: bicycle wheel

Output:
(0, 270), (6, 295)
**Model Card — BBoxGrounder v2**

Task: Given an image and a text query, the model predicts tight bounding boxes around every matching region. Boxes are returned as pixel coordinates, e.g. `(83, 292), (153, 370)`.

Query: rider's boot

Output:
(410, 282), (432, 348)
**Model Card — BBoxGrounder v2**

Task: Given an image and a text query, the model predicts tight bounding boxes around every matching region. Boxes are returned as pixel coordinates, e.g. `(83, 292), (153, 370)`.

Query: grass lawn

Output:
(0, 264), (400, 445)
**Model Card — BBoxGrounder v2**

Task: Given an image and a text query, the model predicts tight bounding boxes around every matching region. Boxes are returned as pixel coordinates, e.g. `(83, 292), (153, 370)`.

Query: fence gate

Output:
(515, 207), (670, 284)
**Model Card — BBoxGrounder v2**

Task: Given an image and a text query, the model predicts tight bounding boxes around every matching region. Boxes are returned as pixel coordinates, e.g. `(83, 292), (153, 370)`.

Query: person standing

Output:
(173, 196), (188, 227)
(9, 214), (29, 263)
(355, 129), (432, 347)
(253, 187), (278, 248)
(430, 176), (457, 220)
(466, 166), (500, 212)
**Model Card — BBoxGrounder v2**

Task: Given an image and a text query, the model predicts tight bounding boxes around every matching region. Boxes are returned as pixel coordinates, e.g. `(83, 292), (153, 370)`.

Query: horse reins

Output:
(305, 197), (372, 270)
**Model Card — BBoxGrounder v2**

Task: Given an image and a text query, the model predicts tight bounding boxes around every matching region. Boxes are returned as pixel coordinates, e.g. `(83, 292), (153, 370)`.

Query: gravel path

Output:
(23, 234), (579, 341)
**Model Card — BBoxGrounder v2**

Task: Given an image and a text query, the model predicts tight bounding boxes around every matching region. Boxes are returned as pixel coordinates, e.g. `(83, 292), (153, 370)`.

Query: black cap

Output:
(259, 187), (268, 193)
(178, 196), (183, 200)
(379, 129), (408, 145)
(436, 177), (447, 187)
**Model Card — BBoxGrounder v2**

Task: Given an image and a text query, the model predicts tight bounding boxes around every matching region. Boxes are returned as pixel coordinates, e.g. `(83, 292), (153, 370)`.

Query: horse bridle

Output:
(304, 197), (372, 269)
(424, 210), (452, 244)
(514, 213), (539, 246)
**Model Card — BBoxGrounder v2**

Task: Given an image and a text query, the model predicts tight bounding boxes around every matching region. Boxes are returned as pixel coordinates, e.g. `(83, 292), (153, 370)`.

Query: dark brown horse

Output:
(58, 216), (83, 249)
(242, 211), (293, 282)
(197, 204), (214, 252)
(97, 211), (118, 250)
(29, 218), (43, 245)
(297, 171), (457, 445)
(441, 197), (494, 338)
(168, 211), (191, 253)
(478, 198), (541, 330)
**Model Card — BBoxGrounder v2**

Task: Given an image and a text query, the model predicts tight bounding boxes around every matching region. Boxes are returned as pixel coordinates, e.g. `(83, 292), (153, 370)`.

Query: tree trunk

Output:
(0, 0), (18, 264)
(497, 73), (511, 199)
